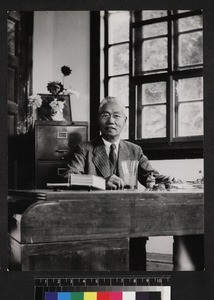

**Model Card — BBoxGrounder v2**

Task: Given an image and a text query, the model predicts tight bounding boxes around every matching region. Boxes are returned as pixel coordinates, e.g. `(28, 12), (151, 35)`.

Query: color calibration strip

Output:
(45, 291), (161, 300)
(35, 276), (170, 300)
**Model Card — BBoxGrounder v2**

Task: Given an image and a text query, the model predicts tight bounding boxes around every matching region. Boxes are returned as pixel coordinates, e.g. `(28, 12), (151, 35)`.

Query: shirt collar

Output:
(102, 137), (120, 153)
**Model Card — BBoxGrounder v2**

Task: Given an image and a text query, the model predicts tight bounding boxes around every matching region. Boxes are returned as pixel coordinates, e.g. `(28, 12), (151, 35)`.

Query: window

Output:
(100, 11), (130, 139)
(91, 10), (203, 159)
(133, 10), (203, 146)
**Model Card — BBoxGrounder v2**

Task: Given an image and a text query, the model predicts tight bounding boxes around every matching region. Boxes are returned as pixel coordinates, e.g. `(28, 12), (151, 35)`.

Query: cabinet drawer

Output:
(36, 125), (87, 160)
(36, 162), (68, 188)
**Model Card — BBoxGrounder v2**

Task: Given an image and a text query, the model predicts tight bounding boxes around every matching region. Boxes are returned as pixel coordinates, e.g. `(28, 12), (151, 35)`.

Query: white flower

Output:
(63, 87), (80, 98)
(49, 98), (65, 113)
(28, 94), (43, 108)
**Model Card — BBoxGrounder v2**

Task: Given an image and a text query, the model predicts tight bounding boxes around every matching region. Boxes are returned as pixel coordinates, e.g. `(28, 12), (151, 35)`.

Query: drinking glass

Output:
(121, 160), (139, 190)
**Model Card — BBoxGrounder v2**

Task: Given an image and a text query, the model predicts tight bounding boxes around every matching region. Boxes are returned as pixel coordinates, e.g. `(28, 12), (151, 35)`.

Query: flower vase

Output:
(51, 110), (65, 121)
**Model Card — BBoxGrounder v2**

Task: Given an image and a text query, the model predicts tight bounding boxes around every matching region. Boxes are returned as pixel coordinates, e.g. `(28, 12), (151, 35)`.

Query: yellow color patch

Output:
(84, 292), (97, 300)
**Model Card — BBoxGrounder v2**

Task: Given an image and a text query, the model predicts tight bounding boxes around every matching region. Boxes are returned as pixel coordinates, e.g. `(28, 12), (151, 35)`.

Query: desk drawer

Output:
(37, 161), (68, 188)
(36, 125), (87, 160)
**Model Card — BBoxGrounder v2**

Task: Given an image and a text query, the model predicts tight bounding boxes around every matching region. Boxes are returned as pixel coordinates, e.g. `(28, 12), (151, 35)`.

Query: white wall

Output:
(32, 11), (90, 123)
(151, 158), (203, 182)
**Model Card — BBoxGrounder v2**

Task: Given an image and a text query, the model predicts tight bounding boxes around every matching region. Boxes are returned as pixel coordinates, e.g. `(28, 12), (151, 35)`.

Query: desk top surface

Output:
(9, 188), (204, 202)
(8, 188), (204, 241)
(9, 188), (204, 194)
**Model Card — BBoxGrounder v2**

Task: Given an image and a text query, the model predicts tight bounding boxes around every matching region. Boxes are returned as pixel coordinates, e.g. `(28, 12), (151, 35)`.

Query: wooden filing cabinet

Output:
(35, 121), (88, 188)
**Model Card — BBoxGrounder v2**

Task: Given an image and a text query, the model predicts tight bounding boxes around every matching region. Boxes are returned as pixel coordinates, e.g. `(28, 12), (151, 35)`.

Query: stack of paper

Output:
(68, 174), (106, 190)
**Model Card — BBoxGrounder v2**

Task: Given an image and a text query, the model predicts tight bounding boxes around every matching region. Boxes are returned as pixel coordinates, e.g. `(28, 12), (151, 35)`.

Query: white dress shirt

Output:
(102, 137), (120, 159)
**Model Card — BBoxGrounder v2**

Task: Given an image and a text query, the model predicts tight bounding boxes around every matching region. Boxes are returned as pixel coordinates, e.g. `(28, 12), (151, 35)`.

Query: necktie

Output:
(109, 143), (117, 174)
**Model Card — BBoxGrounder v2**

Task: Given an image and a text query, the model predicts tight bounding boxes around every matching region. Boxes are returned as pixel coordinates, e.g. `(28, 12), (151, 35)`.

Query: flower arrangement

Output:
(28, 93), (66, 118)
(49, 98), (65, 113)
(47, 81), (64, 95)
(27, 65), (79, 125)
(28, 94), (66, 122)
(28, 94), (43, 109)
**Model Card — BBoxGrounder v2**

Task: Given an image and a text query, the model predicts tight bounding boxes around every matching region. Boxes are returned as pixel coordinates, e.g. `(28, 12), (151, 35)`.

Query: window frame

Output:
(90, 10), (203, 160)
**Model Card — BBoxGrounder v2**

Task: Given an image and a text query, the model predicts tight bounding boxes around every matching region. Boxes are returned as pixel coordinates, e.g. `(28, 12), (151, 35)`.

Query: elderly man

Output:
(66, 96), (173, 189)
(65, 96), (178, 271)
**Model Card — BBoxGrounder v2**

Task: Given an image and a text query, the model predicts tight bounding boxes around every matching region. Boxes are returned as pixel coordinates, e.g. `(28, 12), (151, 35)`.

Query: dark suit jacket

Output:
(66, 136), (170, 187)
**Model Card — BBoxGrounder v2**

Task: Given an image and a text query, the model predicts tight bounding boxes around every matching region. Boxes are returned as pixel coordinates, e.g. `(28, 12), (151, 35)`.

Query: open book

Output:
(47, 174), (106, 190)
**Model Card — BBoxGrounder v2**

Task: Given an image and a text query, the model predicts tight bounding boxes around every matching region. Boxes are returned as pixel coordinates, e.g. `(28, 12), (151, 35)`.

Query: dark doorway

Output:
(8, 11), (34, 189)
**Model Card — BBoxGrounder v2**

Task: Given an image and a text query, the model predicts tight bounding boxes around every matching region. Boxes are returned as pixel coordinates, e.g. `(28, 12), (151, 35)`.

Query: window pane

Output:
(109, 76), (129, 106)
(177, 77), (203, 101)
(7, 19), (16, 56)
(143, 22), (167, 38)
(179, 32), (203, 66)
(120, 108), (129, 139)
(109, 44), (129, 75)
(178, 15), (203, 32)
(142, 38), (168, 71)
(142, 10), (167, 20)
(141, 105), (166, 138)
(178, 102), (203, 136)
(177, 10), (192, 13)
(109, 11), (130, 44)
(142, 82), (166, 104)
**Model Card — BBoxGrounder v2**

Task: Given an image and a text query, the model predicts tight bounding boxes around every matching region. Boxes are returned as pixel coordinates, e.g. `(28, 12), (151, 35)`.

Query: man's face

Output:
(98, 102), (127, 141)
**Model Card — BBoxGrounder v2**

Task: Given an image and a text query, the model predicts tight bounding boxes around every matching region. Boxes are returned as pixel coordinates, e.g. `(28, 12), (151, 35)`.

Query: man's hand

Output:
(106, 174), (124, 190)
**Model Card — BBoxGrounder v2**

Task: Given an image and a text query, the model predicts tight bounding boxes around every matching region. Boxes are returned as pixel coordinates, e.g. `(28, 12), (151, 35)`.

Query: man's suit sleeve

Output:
(64, 143), (86, 177)
(137, 147), (174, 186)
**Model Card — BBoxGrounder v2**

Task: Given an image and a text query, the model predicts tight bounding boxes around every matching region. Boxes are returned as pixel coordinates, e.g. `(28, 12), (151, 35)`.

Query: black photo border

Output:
(1, 1), (214, 300)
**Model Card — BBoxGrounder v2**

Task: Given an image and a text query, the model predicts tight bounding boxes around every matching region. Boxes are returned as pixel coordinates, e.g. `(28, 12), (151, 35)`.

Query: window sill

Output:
(131, 139), (203, 160)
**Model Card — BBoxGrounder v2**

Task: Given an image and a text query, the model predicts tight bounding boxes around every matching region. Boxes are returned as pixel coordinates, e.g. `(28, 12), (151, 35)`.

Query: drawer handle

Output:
(55, 149), (69, 154)
(57, 168), (67, 176)
(57, 132), (68, 139)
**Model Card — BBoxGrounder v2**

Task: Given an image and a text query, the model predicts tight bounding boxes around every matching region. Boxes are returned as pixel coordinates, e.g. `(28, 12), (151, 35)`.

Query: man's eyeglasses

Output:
(100, 112), (123, 120)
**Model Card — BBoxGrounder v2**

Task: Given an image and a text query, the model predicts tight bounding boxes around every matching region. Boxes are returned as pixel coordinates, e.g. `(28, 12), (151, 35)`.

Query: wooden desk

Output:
(8, 189), (204, 271)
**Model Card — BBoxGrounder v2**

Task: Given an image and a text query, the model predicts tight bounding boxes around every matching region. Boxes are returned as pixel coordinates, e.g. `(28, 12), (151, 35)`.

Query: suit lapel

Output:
(117, 140), (130, 178)
(92, 138), (135, 179)
(92, 137), (111, 178)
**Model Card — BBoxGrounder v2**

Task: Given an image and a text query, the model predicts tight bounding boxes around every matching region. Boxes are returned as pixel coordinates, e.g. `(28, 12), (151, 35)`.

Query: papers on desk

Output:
(171, 181), (204, 190)
(68, 174), (106, 190)
(47, 174), (106, 190)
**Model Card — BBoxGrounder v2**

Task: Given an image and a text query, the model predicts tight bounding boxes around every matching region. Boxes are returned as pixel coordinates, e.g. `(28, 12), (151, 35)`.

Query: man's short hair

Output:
(98, 96), (126, 116)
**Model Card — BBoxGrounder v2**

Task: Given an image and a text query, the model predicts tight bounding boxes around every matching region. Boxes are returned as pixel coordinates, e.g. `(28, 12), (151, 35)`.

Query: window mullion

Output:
(174, 80), (179, 138)
(178, 99), (203, 104)
(178, 28), (203, 35)
(136, 85), (142, 139)
(133, 16), (169, 27)
(139, 102), (166, 108)
(129, 10), (135, 140)
(108, 41), (130, 47)
(104, 11), (109, 97)
(108, 73), (129, 79)
(168, 11), (173, 143)
(169, 76), (174, 142)
(173, 14), (179, 72)
(138, 34), (168, 42)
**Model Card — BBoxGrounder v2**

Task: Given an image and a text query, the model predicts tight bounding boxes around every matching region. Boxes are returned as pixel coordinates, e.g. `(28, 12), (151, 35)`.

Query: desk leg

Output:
(173, 235), (204, 271)
(129, 237), (147, 271)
